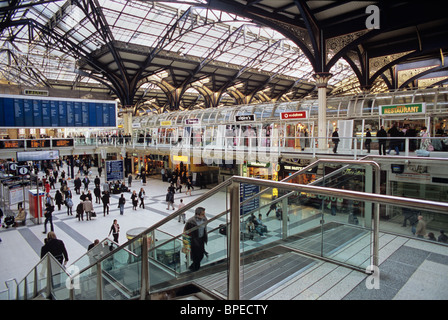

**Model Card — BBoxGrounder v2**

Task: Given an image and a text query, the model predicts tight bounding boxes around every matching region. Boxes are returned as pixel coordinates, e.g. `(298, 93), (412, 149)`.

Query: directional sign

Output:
(9, 163), (18, 171)
(18, 166), (29, 175)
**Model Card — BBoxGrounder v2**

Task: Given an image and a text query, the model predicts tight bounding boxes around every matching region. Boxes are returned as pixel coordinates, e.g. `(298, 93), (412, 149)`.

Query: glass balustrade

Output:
(70, 136), (448, 159)
(9, 171), (448, 300)
(238, 182), (373, 271)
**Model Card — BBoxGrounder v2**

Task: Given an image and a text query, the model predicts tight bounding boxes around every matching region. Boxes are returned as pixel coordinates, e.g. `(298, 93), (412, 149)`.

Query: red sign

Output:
(280, 111), (307, 120)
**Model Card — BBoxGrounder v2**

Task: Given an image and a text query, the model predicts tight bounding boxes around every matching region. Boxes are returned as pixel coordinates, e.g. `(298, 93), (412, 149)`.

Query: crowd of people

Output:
(331, 123), (448, 155)
(29, 157), (214, 273)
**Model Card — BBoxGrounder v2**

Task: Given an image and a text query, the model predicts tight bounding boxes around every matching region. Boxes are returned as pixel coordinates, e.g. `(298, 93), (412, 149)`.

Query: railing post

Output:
(45, 255), (51, 299)
(405, 137), (409, 157)
(23, 275), (27, 300)
(140, 234), (149, 300)
(373, 202), (380, 268)
(33, 267), (38, 299)
(96, 263), (103, 300)
(282, 197), (288, 240)
(228, 181), (240, 300)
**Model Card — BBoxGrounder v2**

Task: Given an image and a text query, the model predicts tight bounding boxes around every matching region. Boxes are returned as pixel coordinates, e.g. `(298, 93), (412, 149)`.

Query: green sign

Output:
(380, 103), (425, 116)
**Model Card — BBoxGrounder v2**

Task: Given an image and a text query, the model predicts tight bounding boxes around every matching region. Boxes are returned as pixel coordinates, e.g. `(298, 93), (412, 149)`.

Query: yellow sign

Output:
(173, 155), (188, 162)
(160, 120), (172, 126)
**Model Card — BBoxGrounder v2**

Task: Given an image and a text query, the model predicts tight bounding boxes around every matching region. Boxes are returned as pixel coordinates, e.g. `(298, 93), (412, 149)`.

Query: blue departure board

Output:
(106, 160), (124, 182)
(0, 94), (117, 128)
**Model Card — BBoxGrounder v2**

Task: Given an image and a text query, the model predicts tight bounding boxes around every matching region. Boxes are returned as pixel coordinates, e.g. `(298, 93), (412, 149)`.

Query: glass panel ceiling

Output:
(0, 0), (355, 99)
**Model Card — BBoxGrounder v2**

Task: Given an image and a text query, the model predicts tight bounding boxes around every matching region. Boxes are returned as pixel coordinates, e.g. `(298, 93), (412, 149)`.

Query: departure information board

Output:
(0, 94), (117, 128)
(106, 160), (124, 182)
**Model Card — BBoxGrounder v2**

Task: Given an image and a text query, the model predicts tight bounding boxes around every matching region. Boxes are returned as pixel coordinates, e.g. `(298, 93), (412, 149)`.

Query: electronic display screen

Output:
(0, 94), (117, 128)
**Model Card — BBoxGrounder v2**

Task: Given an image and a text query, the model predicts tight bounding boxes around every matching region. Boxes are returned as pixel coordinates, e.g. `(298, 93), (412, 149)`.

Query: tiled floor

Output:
(0, 165), (210, 293)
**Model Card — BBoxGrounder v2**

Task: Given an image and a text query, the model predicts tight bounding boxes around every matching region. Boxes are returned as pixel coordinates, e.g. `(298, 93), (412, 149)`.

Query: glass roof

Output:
(0, 0), (358, 104)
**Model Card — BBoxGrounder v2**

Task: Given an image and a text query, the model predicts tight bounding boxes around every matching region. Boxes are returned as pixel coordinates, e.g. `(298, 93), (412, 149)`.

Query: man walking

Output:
(184, 207), (208, 271)
(332, 128), (340, 153)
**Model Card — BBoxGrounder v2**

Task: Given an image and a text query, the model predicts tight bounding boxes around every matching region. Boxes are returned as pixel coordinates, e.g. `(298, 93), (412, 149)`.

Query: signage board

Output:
(17, 150), (59, 161)
(106, 160), (124, 182)
(240, 183), (260, 216)
(0, 138), (73, 149)
(0, 140), (25, 149)
(0, 94), (117, 128)
(160, 120), (172, 126)
(23, 89), (49, 96)
(185, 119), (200, 125)
(280, 111), (307, 120)
(235, 115), (255, 122)
(379, 103), (426, 116)
(52, 139), (74, 147)
(26, 139), (51, 148)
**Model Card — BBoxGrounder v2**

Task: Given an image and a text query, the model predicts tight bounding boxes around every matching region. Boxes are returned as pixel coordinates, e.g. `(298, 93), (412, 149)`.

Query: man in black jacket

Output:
(332, 128), (340, 153)
(387, 123), (401, 155)
(377, 126), (387, 155)
(41, 231), (69, 266)
(184, 207), (208, 271)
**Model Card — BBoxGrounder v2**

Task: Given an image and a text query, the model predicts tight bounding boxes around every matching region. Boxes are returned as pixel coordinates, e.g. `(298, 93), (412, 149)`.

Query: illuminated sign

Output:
(280, 111), (308, 120)
(380, 103), (425, 116)
(160, 120), (172, 126)
(0, 94), (117, 128)
(0, 140), (25, 149)
(0, 139), (73, 149)
(53, 139), (74, 147)
(27, 139), (50, 148)
(172, 155), (189, 163)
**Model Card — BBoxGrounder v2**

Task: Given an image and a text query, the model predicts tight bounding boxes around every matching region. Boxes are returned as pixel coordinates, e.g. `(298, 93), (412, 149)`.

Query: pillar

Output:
(7, 129), (18, 139)
(123, 107), (134, 136)
(313, 73), (332, 150)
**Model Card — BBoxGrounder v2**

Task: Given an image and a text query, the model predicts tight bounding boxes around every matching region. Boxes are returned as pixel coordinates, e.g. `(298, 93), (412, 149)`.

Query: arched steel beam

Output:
(73, 0), (132, 104)
(399, 64), (448, 89)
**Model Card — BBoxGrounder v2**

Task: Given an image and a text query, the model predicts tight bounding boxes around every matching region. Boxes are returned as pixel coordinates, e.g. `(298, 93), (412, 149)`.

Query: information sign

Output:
(106, 160), (124, 182)
(240, 183), (260, 216)
(0, 94), (117, 128)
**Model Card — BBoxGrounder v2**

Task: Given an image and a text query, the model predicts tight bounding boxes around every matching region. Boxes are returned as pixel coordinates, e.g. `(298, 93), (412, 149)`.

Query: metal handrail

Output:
(74, 173), (448, 282)
(12, 170), (448, 300)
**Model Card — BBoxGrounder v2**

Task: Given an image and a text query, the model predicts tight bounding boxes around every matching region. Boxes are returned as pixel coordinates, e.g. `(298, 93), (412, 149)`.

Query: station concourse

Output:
(0, 1), (448, 301)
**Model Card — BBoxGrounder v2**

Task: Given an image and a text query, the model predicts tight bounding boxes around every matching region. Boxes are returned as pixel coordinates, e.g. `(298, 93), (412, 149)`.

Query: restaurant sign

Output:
(380, 103), (425, 116)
